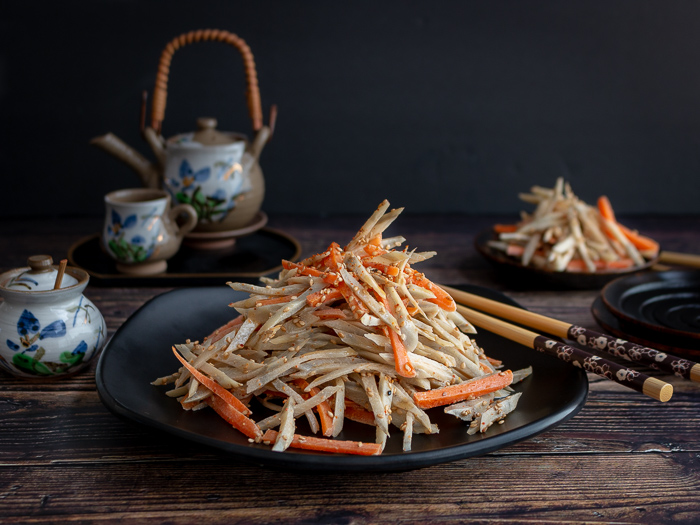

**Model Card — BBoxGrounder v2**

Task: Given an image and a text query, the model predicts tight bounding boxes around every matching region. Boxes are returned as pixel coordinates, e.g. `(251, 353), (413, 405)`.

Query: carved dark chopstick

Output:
(454, 303), (673, 402)
(442, 284), (700, 383)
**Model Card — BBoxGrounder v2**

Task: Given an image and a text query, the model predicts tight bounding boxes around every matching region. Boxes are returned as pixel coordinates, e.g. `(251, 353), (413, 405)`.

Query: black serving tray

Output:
(68, 228), (302, 287)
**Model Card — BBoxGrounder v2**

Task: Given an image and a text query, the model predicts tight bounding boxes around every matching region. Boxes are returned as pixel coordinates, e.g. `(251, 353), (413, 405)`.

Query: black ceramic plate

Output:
(96, 285), (588, 472)
(601, 270), (700, 346)
(68, 228), (301, 287)
(475, 229), (658, 290)
(591, 296), (700, 360)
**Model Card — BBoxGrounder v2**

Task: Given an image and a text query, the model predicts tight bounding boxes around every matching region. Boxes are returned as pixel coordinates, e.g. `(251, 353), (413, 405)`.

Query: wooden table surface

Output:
(1, 213), (699, 524)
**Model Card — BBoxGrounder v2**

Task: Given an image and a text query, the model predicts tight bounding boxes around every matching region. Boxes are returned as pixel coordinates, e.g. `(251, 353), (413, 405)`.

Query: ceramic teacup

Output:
(102, 188), (197, 275)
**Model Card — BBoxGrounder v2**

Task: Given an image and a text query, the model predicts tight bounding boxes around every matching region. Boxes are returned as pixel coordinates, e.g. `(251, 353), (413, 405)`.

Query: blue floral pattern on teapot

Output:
(165, 155), (246, 224)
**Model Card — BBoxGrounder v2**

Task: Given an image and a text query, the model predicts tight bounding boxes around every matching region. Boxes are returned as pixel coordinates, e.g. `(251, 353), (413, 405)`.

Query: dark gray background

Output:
(2, 0), (699, 219)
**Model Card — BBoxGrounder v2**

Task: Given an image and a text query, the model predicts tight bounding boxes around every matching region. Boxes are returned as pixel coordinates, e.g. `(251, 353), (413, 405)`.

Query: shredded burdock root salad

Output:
(489, 178), (660, 273)
(153, 200), (531, 456)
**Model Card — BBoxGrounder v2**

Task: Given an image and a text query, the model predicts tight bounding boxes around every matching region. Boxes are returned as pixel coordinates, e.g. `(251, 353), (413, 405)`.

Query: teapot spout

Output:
(90, 133), (162, 189)
(142, 127), (167, 167)
(249, 125), (271, 162)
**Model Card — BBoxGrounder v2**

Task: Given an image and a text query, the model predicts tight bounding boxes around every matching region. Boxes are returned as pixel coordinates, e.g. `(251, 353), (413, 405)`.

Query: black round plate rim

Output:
(96, 284), (588, 472)
(475, 228), (658, 289)
(601, 270), (700, 342)
(591, 296), (700, 357)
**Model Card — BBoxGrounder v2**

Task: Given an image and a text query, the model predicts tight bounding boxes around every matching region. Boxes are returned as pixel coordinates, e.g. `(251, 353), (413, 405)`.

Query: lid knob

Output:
(27, 255), (54, 273)
(196, 117), (218, 130)
(192, 117), (236, 146)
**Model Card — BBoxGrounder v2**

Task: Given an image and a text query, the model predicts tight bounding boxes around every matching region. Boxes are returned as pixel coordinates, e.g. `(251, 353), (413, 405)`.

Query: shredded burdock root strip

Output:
(490, 178), (660, 273)
(154, 200), (529, 454)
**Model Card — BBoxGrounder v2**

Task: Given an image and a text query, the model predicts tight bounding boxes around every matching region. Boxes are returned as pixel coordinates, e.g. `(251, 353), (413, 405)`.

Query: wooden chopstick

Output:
(442, 284), (700, 384)
(658, 251), (700, 269)
(53, 259), (68, 290)
(455, 303), (673, 402)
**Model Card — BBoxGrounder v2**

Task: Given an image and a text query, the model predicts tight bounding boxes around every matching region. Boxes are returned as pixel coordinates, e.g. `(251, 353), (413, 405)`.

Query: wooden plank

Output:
(0, 454), (698, 523)
(1, 215), (699, 522)
(0, 390), (699, 464)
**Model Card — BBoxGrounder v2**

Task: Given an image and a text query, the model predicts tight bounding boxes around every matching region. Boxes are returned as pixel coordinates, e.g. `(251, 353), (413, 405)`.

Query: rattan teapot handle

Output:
(150, 29), (263, 134)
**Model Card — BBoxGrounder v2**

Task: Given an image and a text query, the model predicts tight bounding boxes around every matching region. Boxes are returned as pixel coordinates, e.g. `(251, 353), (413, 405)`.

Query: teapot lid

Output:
(0, 255), (79, 292)
(191, 118), (239, 146)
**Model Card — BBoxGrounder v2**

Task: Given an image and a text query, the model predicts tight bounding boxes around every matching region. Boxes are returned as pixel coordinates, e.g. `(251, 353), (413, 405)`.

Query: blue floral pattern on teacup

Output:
(104, 208), (160, 263)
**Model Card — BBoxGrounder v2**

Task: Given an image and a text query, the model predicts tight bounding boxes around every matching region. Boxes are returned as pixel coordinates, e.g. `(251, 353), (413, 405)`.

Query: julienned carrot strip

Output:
(261, 430), (382, 456)
(322, 242), (344, 271)
(172, 347), (252, 416)
(282, 260), (324, 276)
(343, 399), (377, 426)
(263, 389), (287, 399)
(383, 325), (416, 378)
(363, 242), (388, 257)
(597, 195), (616, 222)
(506, 244), (525, 257)
(336, 281), (370, 316)
(293, 379), (334, 437)
(205, 395), (262, 440)
(485, 356), (502, 367)
(494, 224), (518, 233)
(314, 307), (346, 320)
(413, 370), (513, 409)
(566, 259), (606, 272)
(409, 273), (456, 312)
(255, 295), (296, 306)
(205, 315), (244, 343)
(180, 398), (200, 410)
(281, 260), (338, 284)
(616, 223), (659, 253)
(307, 288), (343, 307)
(363, 261), (400, 277)
(605, 258), (635, 269)
(566, 258), (635, 272)
(597, 196), (659, 254)
(378, 295), (415, 378)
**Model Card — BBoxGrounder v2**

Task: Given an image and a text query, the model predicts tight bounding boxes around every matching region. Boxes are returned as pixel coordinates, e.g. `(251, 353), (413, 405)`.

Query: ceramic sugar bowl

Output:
(0, 255), (107, 378)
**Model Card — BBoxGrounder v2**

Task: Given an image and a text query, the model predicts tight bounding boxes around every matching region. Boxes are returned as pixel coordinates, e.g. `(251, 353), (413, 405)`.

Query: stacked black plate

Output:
(592, 270), (700, 359)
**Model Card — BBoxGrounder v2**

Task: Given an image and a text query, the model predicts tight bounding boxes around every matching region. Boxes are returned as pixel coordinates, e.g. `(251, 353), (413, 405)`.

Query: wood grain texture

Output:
(1, 215), (700, 524)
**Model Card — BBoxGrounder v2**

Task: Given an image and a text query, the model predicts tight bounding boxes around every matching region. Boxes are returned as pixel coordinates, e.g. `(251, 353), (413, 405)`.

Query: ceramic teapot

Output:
(91, 29), (274, 232)
(0, 256), (107, 378)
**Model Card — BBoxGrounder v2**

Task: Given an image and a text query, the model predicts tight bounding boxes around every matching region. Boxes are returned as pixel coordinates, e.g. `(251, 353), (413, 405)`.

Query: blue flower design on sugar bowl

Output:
(0, 255), (106, 378)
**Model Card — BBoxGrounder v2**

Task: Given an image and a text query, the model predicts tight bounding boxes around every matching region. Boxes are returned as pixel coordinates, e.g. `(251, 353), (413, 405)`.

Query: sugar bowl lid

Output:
(0, 255), (82, 292)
